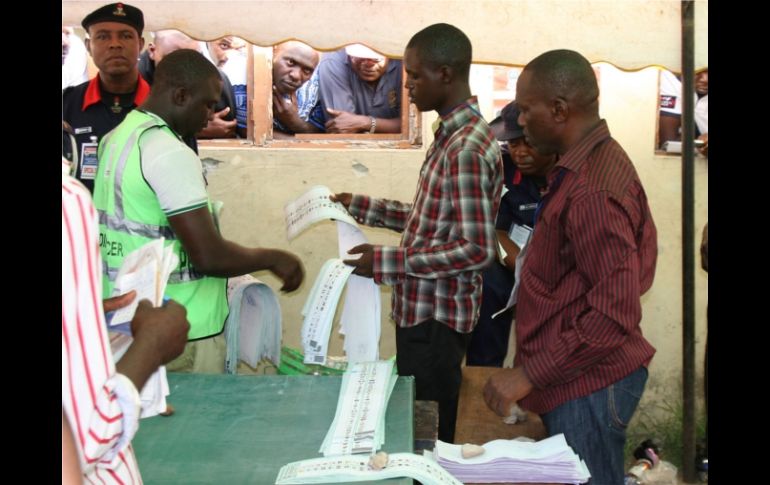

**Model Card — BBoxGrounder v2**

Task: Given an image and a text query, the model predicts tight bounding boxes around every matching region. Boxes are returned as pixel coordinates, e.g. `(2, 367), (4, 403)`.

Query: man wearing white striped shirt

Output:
(62, 159), (189, 483)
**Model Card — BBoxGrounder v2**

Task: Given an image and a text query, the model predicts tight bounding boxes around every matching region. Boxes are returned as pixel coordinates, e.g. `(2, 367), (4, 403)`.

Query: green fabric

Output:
(93, 110), (228, 340)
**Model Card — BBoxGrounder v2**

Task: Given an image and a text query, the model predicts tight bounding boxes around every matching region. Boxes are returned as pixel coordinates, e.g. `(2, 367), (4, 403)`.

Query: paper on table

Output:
(276, 452), (463, 485)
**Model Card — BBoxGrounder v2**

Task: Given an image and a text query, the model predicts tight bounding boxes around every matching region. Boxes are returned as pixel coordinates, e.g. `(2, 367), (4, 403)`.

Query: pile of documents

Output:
(224, 275), (282, 374)
(107, 238), (178, 333)
(285, 185), (381, 366)
(320, 360), (398, 456)
(432, 434), (591, 484)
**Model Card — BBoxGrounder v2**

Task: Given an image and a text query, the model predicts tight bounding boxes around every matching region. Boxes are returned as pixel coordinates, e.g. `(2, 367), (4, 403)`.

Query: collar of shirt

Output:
(553, 119), (612, 177)
(81, 74), (151, 111)
(434, 96), (482, 138)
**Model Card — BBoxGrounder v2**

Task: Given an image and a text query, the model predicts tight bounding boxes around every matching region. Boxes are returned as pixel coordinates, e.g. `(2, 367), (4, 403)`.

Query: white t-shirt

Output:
(659, 70), (708, 134)
(139, 126), (208, 216)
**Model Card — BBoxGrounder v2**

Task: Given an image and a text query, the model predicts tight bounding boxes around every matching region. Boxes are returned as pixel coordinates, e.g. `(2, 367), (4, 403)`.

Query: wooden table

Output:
(455, 366), (558, 485)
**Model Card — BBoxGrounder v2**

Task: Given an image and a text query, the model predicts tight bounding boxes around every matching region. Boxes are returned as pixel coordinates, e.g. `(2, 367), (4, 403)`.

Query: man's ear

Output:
(84, 37), (91, 56)
(552, 97), (569, 123)
(172, 86), (189, 107)
(439, 64), (452, 84)
(139, 37), (145, 53)
(147, 42), (157, 61)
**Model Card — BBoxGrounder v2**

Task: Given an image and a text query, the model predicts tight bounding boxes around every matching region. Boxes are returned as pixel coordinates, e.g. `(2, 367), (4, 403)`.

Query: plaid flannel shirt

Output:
(348, 97), (502, 332)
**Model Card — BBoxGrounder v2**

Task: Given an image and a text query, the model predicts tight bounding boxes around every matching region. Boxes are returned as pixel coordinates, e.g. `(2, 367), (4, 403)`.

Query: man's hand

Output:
(268, 250), (305, 292)
(272, 87), (303, 131)
(197, 107), (237, 138)
(697, 133), (708, 157)
(131, 299), (190, 365)
(103, 290), (137, 313)
(483, 367), (534, 417)
(330, 192), (353, 210)
(325, 108), (368, 134)
(343, 243), (375, 278)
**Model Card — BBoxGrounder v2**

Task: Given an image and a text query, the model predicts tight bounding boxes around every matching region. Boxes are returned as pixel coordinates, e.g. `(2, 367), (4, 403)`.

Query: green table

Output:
(133, 373), (415, 484)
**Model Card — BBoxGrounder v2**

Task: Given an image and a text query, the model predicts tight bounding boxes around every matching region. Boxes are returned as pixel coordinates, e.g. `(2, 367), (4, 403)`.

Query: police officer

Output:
(466, 101), (557, 367)
(62, 2), (147, 192)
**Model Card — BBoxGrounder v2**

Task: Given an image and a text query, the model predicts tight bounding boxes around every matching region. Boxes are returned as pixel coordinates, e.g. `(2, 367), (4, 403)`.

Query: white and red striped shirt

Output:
(62, 164), (143, 484)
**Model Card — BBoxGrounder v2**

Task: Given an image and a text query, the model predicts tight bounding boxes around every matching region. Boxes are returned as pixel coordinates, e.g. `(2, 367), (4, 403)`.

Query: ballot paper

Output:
(275, 452), (462, 485)
(108, 238), (178, 332)
(223, 275), (282, 374)
(286, 186), (381, 366)
(320, 360), (397, 457)
(109, 332), (169, 419)
(431, 433), (591, 484)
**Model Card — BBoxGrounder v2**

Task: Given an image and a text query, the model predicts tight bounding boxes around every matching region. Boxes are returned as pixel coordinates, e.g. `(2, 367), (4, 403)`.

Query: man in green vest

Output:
(93, 49), (304, 373)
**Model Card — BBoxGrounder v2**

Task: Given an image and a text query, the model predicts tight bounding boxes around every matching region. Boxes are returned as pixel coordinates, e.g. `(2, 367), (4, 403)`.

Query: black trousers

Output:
(396, 319), (471, 443)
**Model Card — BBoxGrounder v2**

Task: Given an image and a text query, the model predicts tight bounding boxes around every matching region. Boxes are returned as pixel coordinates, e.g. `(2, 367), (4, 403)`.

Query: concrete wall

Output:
(202, 63), (707, 410)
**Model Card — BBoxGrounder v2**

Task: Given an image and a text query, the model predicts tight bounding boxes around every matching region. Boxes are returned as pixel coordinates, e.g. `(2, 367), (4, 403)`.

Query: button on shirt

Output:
(347, 98), (503, 333)
(515, 120), (658, 414)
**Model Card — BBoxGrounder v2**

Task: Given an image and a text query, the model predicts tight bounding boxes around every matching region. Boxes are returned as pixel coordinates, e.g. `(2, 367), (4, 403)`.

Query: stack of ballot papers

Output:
(110, 332), (170, 419)
(319, 360), (398, 456)
(431, 434), (591, 484)
(107, 238), (178, 333)
(223, 275), (282, 374)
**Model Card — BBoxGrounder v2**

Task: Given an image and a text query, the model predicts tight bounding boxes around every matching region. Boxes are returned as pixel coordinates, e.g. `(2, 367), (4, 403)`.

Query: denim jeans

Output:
(541, 366), (648, 485)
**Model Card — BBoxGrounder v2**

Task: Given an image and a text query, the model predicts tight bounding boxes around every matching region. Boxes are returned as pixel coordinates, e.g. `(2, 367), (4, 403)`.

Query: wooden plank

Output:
(455, 366), (547, 445)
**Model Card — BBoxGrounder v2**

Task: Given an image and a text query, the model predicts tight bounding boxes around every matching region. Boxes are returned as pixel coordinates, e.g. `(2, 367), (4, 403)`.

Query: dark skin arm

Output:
(103, 290), (136, 313)
(197, 107), (237, 139)
(168, 206), (304, 291)
(272, 87), (321, 134)
(496, 229), (521, 272)
(658, 114), (681, 148)
(325, 109), (401, 134)
(115, 299), (190, 391)
(483, 366), (534, 417)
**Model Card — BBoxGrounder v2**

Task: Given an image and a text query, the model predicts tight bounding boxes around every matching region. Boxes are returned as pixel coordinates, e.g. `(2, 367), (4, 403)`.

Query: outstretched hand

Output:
(269, 249), (305, 292)
(330, 192), (353, 210)
(343, 243), (375, 278)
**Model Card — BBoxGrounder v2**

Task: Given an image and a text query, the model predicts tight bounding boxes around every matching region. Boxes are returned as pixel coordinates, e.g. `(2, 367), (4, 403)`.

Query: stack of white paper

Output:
(223, 275), (283, 374)
(108, 238), (178, 332)
(319, 361), (397, 457)
(431, 434), (591, 484)
(109, 332), (169, 419)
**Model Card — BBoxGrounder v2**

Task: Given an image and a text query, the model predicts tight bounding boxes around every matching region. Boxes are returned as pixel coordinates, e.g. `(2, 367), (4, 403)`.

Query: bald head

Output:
(272, 41), (319, 95)
(150, 30), (200, 64)
(524, 49), (599, 114)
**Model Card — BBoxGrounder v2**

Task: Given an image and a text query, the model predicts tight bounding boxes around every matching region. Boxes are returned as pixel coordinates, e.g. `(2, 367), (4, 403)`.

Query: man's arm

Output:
(168, 207), (304, 291)
(373, 149), (499, 284)
(523, 192), (648, 389)
(496, 229), (521, 272)
(273, 88), (322, 134)
(325, 109), (401, 134)
(658, 113), (681, 148)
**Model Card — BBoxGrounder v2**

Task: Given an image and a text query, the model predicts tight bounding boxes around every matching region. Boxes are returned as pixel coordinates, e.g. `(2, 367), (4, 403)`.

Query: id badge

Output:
(80, 142), (98, 180)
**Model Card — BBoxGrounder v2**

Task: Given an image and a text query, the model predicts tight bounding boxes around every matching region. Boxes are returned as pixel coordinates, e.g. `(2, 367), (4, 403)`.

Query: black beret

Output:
(82, 3), (144, 36)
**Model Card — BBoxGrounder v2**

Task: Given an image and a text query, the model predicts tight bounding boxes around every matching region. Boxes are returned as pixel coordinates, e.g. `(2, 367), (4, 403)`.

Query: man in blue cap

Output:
(466, 100), (557, 367)
(62, 2), (147, 192)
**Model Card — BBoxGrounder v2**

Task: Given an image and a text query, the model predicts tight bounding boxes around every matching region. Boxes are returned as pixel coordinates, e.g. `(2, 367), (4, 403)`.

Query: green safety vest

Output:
(93, 110), (228, 340)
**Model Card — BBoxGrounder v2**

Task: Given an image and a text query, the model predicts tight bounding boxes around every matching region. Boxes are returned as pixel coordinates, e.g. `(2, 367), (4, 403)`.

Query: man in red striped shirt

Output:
(62, 160), (190, 483)
(484, 50), (657, 484)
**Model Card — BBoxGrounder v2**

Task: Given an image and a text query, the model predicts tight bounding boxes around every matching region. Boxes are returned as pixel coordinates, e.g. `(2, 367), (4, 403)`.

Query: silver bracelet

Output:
(369, 116), (377, 134)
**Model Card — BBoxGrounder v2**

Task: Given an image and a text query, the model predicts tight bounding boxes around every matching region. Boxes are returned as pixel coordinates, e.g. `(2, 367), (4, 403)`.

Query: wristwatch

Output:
(369, 116), (377, 134)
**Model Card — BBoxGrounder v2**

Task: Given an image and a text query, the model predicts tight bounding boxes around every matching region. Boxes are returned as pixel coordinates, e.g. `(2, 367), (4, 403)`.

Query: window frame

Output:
(198, 42), (422, 150)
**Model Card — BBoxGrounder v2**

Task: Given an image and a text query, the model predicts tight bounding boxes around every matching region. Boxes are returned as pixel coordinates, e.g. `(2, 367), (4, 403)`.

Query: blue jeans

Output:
(541, 366), (648, 485)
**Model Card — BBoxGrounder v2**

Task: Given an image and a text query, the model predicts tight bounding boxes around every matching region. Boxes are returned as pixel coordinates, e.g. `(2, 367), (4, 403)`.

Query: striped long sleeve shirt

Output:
(515, 120), (658, 414)
(62, 163), (143, 484)
(348, 98), (503, 333)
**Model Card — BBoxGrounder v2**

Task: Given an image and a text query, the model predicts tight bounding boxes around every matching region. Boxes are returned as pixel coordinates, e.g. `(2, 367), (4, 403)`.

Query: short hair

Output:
(153, 48), (220, 92)
(406, 23), (472, 79)
(524, 49), (599, 110)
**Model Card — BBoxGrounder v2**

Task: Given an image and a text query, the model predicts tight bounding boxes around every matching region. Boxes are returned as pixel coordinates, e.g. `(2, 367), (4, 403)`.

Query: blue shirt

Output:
(317, 49), (402, 120)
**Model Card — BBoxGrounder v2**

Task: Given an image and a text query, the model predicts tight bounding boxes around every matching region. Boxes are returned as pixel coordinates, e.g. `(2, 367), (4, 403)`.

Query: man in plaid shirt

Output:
(333, 23), (502, 443)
